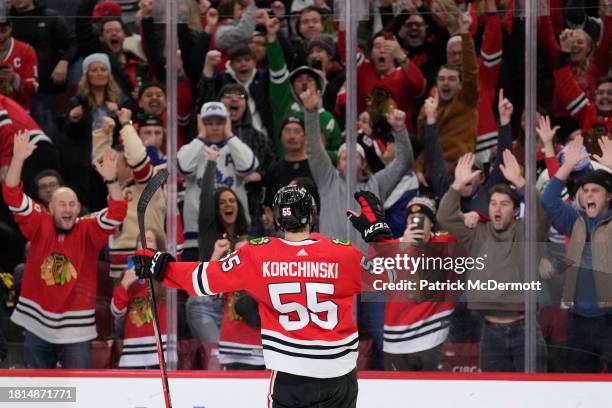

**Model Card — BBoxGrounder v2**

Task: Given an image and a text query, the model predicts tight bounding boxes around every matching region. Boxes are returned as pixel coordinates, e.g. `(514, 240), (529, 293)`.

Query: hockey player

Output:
(134, 186), (392, 407)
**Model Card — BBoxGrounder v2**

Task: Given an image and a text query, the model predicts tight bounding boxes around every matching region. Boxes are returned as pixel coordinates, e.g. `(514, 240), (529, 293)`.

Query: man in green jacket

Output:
(264, 14), (341, 162)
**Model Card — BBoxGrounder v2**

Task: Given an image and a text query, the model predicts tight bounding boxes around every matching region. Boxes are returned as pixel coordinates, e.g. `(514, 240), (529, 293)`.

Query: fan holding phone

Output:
(402, 196), (436, 245)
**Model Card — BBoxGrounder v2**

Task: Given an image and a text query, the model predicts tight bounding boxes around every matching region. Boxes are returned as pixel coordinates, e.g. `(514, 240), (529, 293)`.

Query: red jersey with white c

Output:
(161, 236), (363, 379)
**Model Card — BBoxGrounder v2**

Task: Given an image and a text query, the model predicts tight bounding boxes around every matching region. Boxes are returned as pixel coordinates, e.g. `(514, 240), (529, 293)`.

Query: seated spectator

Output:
(9, 0), (77, 143)
(437, 151), (550, 372)
(541, 135), (612, 373)
(3, 133), (127, 368)
(187, 144), (249, 344)
(0, 21), (38, 111)
(32, 169), (63, 208)
(178, 102), (257, 260)
(266, 15), (341, 161)
(60, 53), (122, 212)
(111, 228), (168, 369)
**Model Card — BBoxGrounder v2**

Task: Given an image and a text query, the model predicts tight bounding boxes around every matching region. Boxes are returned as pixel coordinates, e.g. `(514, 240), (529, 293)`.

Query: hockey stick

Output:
(136, 168), (172, 408)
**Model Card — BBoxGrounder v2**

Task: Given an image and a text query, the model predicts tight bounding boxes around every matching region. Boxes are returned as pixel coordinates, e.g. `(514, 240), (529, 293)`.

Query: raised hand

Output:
(385, 108), (407, 131)
(266, 16), (281, 42)
(424, 91), (439, 124)
(463, 211), (480, 229)
(101, 116), (116, 134)
(12, 130), (36, 161)
(559, 29), (574, 53)
(592, 136), (612, 170)
(402, 222), (425, 244)
(452, 153), (481, 191)
(535, 115), (559, 147)
(94, 147), (119, 182)
(203, 50), (222, 77)
(499, 149), (525, 188)
(69, 104), (83, 123)
(498, 89), (514, 126)
(205, 7), (219, 33)
(562, 135), (589, 169)
(300, 88), (321, 112)
(117, 108), (132, 126)
(203, 144), (220, 162)
(211, 238), (231, 260)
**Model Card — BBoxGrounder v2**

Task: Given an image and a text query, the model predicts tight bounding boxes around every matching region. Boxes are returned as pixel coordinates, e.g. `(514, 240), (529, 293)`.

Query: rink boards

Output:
(0, 370), (611, 407)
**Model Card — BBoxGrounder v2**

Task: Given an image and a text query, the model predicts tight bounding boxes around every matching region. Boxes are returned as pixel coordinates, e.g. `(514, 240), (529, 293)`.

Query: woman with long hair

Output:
(185, 144), (249, 344)
(59, 53), (123, 211)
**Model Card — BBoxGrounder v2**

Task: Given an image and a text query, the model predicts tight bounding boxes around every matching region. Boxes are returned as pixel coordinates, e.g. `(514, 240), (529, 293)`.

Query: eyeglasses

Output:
(38, 181), (60, 191)
(222, 92), (246, 99)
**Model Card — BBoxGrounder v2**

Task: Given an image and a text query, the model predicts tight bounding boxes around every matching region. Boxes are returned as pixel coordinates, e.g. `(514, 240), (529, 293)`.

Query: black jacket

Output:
(9, 0), (77, 93)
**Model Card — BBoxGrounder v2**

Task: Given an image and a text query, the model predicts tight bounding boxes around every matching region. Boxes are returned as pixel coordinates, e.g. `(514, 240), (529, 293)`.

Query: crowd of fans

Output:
(0, 0), (611, 374)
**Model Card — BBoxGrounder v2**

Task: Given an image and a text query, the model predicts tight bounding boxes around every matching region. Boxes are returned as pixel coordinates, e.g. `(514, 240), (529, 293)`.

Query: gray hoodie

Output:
(304, 109), (413, 254)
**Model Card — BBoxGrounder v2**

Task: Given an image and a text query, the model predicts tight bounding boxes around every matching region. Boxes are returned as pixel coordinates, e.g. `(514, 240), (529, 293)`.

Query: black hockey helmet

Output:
(273, 185), (315, 232)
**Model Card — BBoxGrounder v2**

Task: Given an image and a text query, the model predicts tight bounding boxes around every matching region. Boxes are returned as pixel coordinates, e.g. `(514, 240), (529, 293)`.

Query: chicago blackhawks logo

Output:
(249, 237), (270, 246)
(332, 238), (350, 246)
(128, 297), (153, 327)
(40, 253), (77, 286)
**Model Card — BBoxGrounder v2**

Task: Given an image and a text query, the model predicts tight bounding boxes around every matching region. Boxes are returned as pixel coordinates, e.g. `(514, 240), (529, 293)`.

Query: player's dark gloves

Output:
(347, 191), (393, 242)
(133, 249), (175, 282)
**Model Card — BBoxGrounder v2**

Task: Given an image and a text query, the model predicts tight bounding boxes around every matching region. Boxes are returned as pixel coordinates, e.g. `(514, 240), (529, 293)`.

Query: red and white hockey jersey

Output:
(218, 291), (264, 367)
(111, 281), (167, 367)
(0, 38), (38, 110)
(0, 94), (50, 167)
(383, 232), (457, 355)
(161, 236), (363, 379)
(3, 183), (127, 343)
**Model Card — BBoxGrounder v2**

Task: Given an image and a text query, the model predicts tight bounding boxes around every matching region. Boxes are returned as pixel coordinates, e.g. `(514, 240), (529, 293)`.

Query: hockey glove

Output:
(347, 191), (393, 242)
(133, 249), (175, 282)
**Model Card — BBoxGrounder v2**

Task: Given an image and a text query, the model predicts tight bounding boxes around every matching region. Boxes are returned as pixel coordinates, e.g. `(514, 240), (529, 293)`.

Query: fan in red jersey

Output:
(135, 185), (376, 408)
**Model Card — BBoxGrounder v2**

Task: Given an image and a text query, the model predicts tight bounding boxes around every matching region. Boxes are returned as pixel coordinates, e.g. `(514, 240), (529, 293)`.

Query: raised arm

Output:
(541, 137), (586, 235)
(372, 109), (414, 201)
(436, 153), (481, 246)
(422, 93), (453, 197)
(301, 89), (336, 191)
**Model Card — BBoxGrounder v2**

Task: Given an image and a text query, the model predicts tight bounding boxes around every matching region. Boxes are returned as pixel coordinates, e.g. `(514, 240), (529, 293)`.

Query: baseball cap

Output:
(200, 102), (228, 120)
(138, 113), (163, 128)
